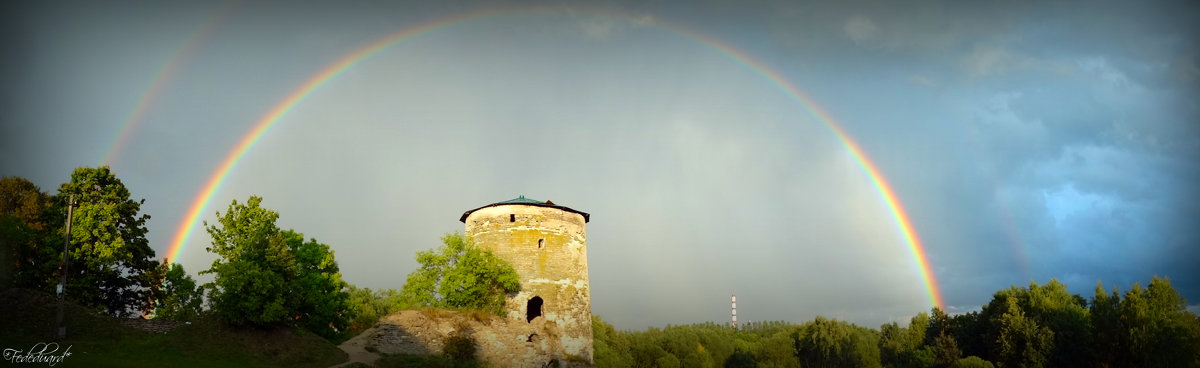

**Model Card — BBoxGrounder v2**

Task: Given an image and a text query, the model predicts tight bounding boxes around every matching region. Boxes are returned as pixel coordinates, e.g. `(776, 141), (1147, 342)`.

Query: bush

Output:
(398, 233), (520, 316)
(443, 331), (477, 361)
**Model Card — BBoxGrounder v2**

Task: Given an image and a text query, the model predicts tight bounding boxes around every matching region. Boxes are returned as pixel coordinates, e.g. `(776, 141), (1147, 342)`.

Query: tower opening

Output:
(510, 214), (515, 222)
(538, 239), (544, 248)
(526, 296), (543, 323)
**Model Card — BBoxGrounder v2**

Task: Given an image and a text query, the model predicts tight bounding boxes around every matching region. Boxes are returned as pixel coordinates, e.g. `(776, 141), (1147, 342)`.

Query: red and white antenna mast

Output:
(731, 293), (738, 330)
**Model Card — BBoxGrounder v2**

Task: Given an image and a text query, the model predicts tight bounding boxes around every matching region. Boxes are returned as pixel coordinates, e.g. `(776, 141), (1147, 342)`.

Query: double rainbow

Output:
(160, 6), (945, 311)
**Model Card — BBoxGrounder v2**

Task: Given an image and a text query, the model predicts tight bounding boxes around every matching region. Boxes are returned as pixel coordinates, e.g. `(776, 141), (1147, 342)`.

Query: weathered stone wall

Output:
(365, 310), (590, 367)
(119, 318), (185, 334)
(464, 204), (594, 363)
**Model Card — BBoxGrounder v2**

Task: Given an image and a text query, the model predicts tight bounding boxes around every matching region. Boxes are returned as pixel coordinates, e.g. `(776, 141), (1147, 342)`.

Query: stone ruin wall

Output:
(464, 205), (594, 363)
(365, 309), (591, 368)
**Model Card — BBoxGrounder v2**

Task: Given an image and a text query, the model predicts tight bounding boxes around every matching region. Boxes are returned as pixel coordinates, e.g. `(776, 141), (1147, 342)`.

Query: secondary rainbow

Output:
(165, 6), (946, 311)
(103, 1), (238, 167)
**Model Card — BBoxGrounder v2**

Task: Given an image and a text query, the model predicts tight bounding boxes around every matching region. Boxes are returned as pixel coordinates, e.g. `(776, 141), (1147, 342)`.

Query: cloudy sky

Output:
(2, 0), (1197, 329)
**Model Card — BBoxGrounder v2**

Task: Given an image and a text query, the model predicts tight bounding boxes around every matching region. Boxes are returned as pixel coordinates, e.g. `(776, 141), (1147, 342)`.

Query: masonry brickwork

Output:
(463, 203), (594, 363)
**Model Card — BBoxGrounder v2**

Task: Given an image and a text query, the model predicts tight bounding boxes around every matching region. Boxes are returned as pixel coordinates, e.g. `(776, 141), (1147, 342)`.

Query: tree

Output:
(202, 196), (290, 325)
(946, 311), (987, 361)
(202, 196), (351, 337)
(53, 167), (158, 316)
(0, 176), (54, 290)
(792, 317), (881, 368)
(281, 229), (352, 338)
(932, 332), (963, 367)
(724, 348), (758, 368)
(344, 285), (404, 337)
(878, 322), (908, 367)
(397, 232), (520, 315)
(1090, 282), (1122, 366)
(991, 296), (1054, 368)
(153, 262), (204, 321)
(1025, 280), (1091, 367)
(1118, 276), (1200, 368)
(594, 315), (635, 368)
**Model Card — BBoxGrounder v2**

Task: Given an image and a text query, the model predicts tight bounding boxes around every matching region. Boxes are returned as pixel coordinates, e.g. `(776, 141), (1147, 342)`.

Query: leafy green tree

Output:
(1090, 282), (1122, 366)
(908, 312), (931, 348)
(1118, 276), (1199, 368)
(281, 229), (352, 338)
(53, 167), (158, 316)
(1, 176), (54, 290)
(202, 196), (351, 337)
(343, 285), (404, 338)
(880, 312), (935, 368)
(905, 347), (935, 368)
(758, 330), (802, 368)
(202, 196), (291, 325)
(397, 232), (519, 315)
(991, 295), (1054, 368)
(153, 262), (204, 321)
(932, 332), (963, 367)
(655, 353), (682, 368)
(628, 329), (672, 368)
(1026, 280), (1091, 367)
(792, 317), (881, 368)
(878, 322), (909, 367)
(594, 315), (635, 368)
(946, 311), (987, 361)
(725, 348), (758, 368)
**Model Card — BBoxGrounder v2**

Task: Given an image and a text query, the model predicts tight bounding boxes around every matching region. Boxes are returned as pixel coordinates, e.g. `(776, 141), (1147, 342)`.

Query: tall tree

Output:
(593, 315), (635, 368)
(397, 232), (520, 315)
(202, 196), (290, 325)
(280, 229), (352, 338)
(53, 167), (158, 316)
(1090, 282), (1122, 366)
(991, 295), (1054, 368)
(0, 176), (53, 289)
(1025, 280), (1092, 367)
(792, 317), (882, 368)
(1118, 277), (1199, 368)
(202, 196), (351, 337)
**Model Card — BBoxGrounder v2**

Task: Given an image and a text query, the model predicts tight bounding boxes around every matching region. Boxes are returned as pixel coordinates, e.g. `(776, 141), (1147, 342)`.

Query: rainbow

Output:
(103, 0), (239, 166)
(164, 6), (945, 311)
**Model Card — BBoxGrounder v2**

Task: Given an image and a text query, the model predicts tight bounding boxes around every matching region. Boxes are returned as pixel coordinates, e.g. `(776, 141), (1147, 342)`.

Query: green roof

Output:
(496, 195), (545, 205)
(459, 195), (590, 223)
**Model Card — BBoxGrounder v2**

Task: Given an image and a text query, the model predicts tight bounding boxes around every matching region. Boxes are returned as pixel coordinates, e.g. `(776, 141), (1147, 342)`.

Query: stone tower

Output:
(460, 195), (593, 364)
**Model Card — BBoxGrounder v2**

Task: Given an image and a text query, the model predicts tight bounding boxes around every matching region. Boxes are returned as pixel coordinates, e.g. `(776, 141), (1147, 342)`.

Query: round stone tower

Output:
(460, 195), (593, 363)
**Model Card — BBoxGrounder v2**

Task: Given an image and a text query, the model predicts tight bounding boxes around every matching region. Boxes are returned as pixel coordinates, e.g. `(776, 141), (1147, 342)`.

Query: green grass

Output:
(0, 288), (347, 368)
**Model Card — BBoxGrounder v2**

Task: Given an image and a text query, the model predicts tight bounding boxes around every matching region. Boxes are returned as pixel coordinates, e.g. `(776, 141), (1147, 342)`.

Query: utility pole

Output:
(55, 193), (74, 340)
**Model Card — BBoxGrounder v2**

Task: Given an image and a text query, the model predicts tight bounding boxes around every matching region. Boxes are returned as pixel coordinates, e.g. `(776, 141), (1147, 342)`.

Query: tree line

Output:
(592, 277), (1200, 368)
(0, 168), (352, 338)
(1, 167), (519, 343)
(4, 167), (1198, 367)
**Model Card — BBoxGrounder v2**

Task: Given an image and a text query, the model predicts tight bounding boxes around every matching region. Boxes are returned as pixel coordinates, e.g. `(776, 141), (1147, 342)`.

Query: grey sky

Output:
(2, 0), (1197, 329)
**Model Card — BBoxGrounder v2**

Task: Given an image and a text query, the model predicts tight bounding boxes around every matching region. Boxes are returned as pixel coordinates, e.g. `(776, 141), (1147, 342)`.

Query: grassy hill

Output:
(0, 288), (347, 368)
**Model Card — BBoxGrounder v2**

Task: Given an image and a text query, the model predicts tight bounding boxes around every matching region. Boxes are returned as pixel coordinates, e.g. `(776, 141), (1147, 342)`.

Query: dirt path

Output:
(328, 327), (381, 368)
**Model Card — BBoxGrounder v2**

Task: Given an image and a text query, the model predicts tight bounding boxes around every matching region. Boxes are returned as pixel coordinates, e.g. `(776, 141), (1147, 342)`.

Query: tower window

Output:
(526, 296), (543, 323)
(509, 214), (515, 222)
(538, 239), (544, 248)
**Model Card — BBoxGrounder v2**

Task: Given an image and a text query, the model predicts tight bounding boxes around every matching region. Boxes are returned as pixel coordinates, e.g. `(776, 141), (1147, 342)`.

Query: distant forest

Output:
(591, 277), (1200, 368)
